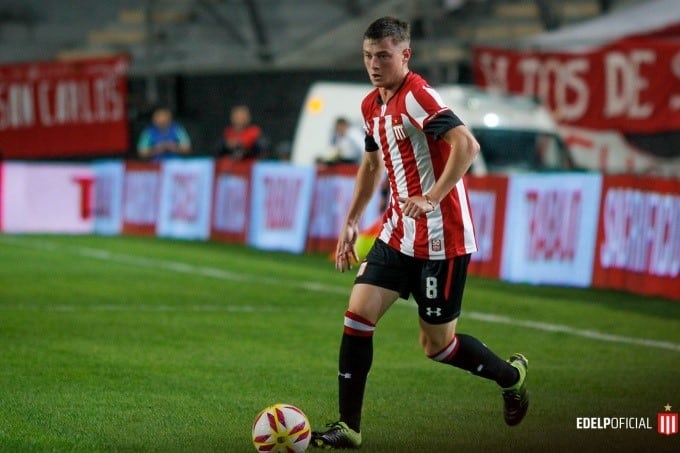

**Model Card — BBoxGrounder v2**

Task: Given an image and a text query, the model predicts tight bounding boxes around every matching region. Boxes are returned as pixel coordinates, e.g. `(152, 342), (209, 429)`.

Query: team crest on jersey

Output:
(431, 239), (442, 252)
(392, 116), (407, 141)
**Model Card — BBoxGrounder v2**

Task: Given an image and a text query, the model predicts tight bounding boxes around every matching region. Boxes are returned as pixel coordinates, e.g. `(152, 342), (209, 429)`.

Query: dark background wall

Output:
(128, 69), (370, 160)
(126, 63), (471, 160)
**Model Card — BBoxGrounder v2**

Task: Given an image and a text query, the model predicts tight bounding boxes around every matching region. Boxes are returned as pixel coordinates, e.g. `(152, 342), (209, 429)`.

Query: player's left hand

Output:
(398, 195), (435, 219)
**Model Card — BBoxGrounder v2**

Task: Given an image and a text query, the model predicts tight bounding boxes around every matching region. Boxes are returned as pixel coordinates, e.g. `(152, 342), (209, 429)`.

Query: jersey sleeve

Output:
(423, 110), (464, 139)
(406, 85), (466, 139)
(361, 92), (380, 152)
(364, 133), (379, 152)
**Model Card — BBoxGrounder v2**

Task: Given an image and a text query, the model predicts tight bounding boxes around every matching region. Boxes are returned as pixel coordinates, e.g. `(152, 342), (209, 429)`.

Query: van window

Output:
(472, 129), (572, 173)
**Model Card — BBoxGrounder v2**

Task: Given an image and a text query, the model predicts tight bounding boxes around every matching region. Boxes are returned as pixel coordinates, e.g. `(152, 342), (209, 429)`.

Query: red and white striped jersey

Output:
(361, 72), (477, 260)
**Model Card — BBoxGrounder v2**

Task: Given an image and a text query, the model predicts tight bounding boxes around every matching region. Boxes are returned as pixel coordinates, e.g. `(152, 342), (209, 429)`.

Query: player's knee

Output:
(420, 331), (455, 358)
(419, 318), (458, 358)
(425, 334), (460, 363)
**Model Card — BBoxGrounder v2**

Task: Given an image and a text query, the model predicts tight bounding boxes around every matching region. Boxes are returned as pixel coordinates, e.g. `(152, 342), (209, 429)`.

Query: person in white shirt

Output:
(317, 117), (365, 165)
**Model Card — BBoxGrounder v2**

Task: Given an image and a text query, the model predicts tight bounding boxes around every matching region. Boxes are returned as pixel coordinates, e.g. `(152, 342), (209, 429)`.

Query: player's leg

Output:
(340, 282), (399, 430)
(312, 240), (404, 449)
(419, 318), (522, 387)
(312, 284), (399, 449)
(415, 254), (529, 426)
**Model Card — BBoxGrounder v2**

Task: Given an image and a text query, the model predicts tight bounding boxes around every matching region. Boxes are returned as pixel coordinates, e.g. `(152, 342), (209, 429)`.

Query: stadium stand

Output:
(0, 0), (645, 75)
(0, 0), (654, 159)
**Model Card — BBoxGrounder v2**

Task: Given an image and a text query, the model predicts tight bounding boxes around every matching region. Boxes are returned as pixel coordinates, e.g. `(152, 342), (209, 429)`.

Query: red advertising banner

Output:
(472, 38), (680, 133)
(306, 163), (383, 254)
(593, 175), (680, 300)
(307, 163), (360, 253)
(122, 161), (161, 236)
(210, 158), (254, 244)
(0, 56), (129, 159)
(466, 175), (509, 279)
(0, 162), (4, 231)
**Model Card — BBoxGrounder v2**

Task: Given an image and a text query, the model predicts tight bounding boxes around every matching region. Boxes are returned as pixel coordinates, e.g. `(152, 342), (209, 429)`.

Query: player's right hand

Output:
(335, 223), (359, 272)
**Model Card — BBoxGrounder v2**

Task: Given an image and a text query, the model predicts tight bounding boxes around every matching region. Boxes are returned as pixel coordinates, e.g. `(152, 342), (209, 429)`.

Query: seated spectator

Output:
(221, 104), (266, 160)
(137, 107), (191, 161)
(316, 117), (364, 165)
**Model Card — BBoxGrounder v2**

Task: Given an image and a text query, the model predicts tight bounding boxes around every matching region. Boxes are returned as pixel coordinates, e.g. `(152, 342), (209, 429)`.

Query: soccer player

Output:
(311, 16), (529, 449)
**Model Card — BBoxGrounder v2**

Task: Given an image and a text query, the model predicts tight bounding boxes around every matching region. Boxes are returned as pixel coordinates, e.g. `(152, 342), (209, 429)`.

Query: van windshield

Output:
(472, 129), (572, 173)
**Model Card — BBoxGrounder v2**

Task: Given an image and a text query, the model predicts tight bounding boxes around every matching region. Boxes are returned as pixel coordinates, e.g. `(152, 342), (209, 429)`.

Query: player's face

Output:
(363, 37), (410, 90)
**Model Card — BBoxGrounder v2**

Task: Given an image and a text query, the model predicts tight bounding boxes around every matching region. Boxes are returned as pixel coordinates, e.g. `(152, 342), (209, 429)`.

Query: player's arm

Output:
(336, 148), (383, 272)
(425, 124), (479, 203)
(400, 114), (479, 219)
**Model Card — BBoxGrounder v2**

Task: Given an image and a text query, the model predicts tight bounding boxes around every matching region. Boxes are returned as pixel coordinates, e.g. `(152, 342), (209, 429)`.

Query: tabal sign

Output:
(0, 56), (129, 158)
(499, 173), (602, 287)
(473, 38), (680, 133)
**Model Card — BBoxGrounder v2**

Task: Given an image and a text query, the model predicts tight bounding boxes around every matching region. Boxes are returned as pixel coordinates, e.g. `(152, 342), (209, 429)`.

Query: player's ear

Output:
(402, 48), (411, 63)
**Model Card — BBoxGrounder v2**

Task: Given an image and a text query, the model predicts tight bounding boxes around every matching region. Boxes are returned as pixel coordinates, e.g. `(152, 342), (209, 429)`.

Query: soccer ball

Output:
(251, 403), (311, 452)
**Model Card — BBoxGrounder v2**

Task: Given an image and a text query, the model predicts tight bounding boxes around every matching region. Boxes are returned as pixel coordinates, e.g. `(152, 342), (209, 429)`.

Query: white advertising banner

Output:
(93, 161), (124, 236)
(249, 162), (315, 253)
(501, 173), (602, 287)
(1, 162), (94, 233)
(157, 158), (214, 240)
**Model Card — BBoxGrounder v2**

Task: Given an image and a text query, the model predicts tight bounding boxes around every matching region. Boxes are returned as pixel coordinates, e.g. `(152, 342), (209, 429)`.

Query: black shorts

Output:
(354, 239), (470, 324)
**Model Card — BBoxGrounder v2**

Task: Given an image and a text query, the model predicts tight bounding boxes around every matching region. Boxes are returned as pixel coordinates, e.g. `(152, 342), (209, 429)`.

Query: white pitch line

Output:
(2, 235), (680, 353)
(0, 303), (311, 313)
(0, 236), (347, 296)
(465, 311), (680, 352)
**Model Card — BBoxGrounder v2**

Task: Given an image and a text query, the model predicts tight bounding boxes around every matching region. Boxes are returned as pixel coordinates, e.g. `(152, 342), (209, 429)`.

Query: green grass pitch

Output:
(1, 234), (679, 452)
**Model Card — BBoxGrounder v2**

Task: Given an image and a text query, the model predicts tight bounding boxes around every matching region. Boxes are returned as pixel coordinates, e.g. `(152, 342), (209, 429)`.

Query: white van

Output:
(290, 81), (573, 174)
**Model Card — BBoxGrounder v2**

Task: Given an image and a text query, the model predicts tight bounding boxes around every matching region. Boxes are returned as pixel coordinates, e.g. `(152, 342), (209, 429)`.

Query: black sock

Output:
(434, 333), (518, 388)
(338, 311), (375, 433)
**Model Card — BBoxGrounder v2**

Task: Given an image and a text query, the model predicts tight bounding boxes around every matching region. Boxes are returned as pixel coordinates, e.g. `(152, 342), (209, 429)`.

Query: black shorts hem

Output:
(418, 310), (461, 325)
(354, 274), (410, 300)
